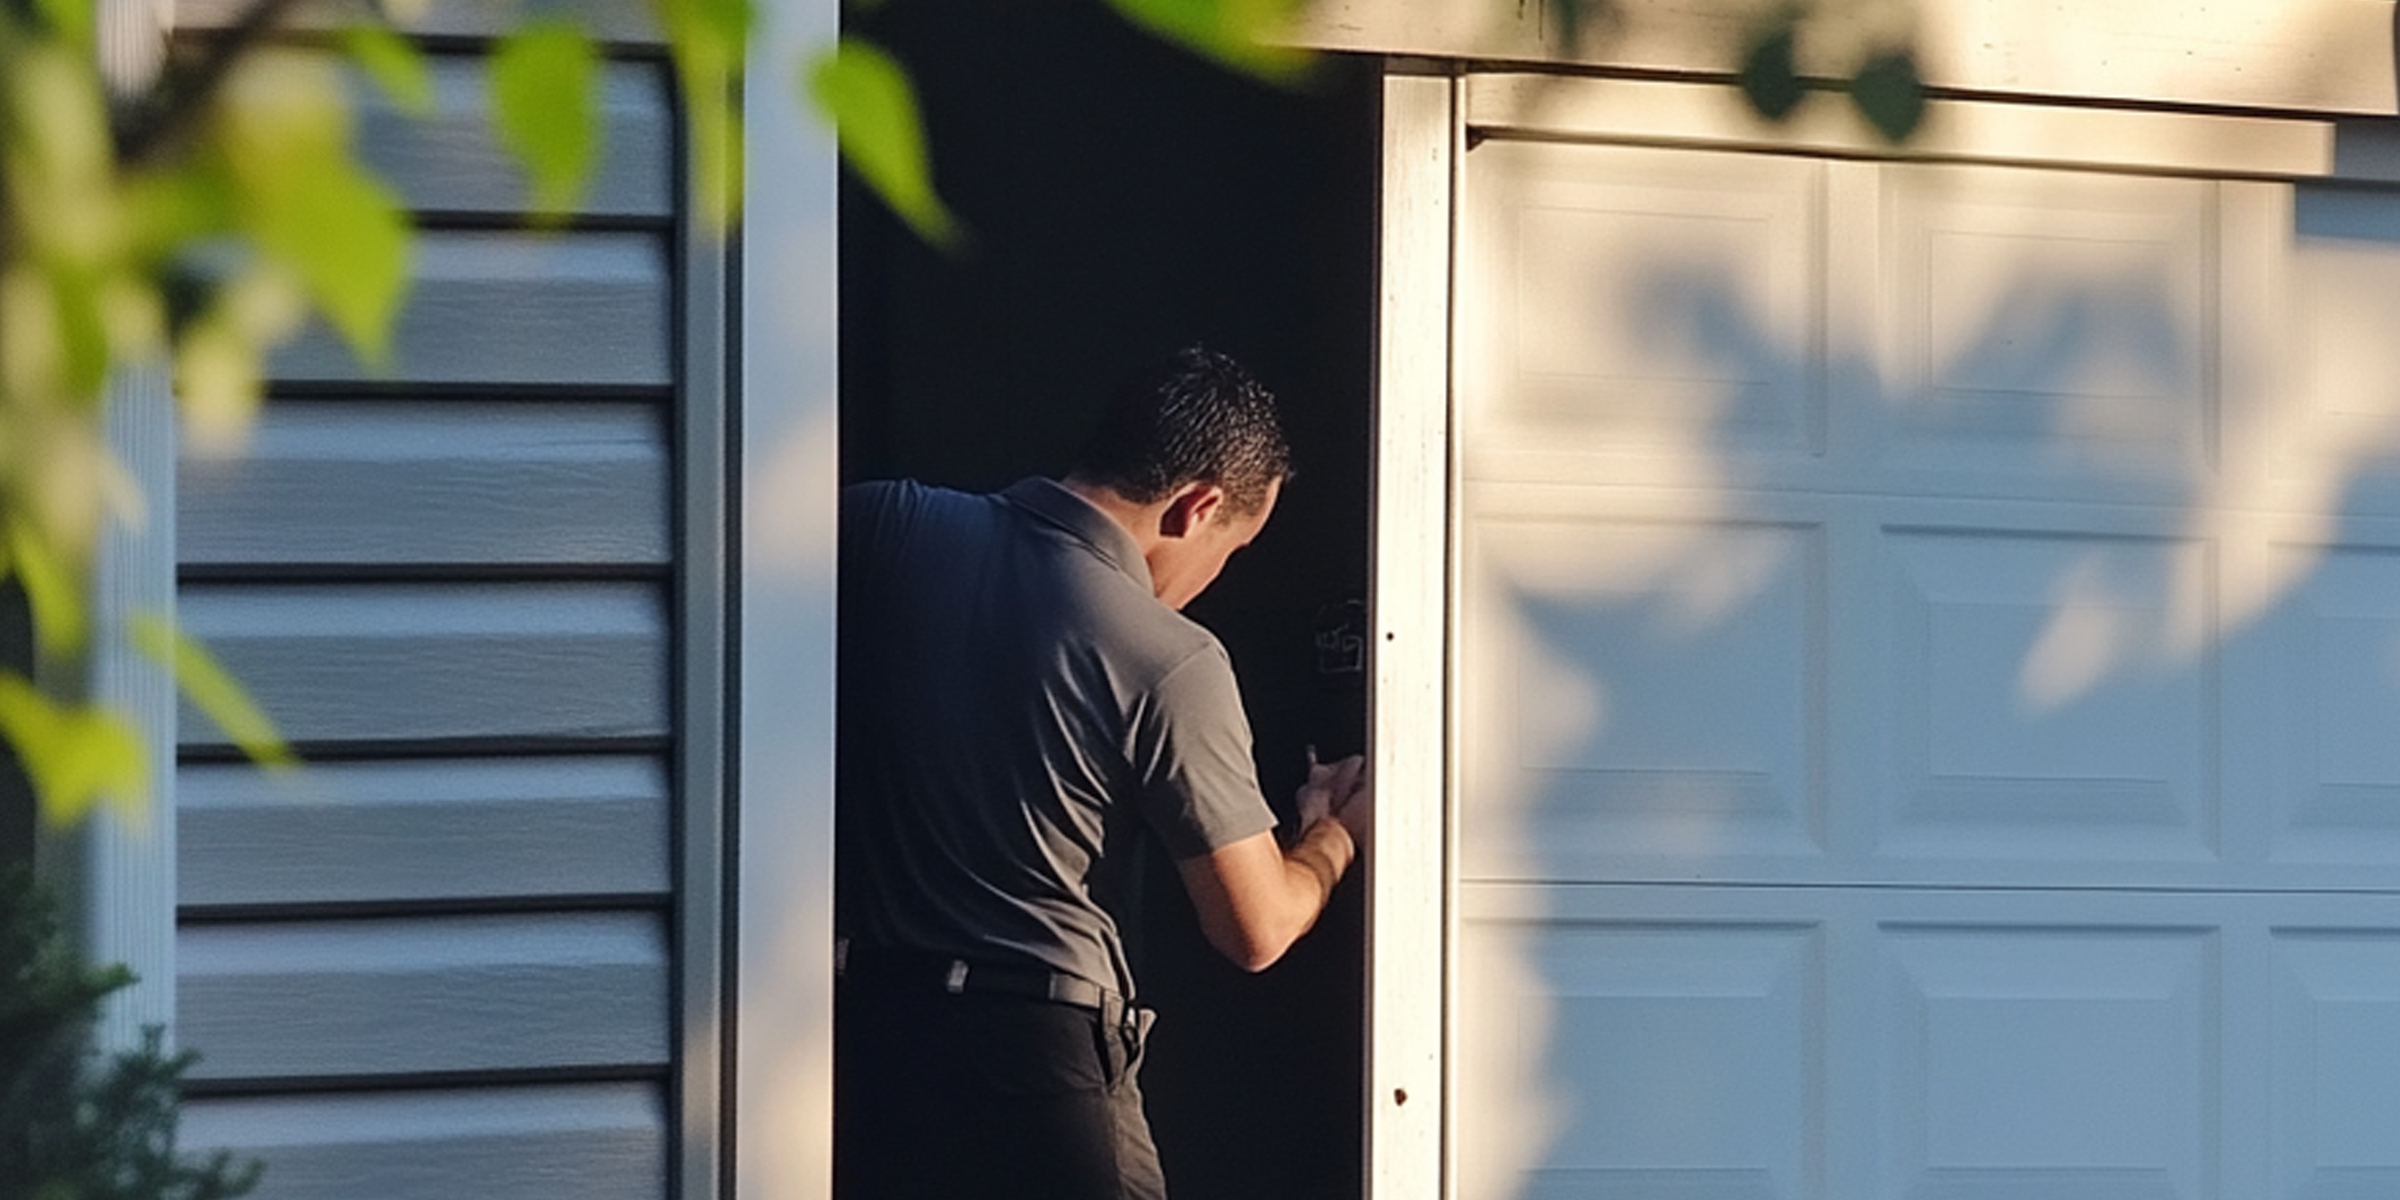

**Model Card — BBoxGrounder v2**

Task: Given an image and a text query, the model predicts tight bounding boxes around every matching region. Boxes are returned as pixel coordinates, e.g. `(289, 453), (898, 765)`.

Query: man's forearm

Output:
(1178, 817), (1360, 972)
(1285, 816), (1356, 910)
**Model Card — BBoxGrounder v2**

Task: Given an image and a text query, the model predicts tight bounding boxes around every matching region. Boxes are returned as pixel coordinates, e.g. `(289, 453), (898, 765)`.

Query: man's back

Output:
(836, 477), (1274, 999)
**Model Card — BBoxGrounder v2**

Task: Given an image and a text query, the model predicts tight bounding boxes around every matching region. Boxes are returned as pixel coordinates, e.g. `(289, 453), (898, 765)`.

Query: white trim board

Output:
(732, 1), (841, 1198)
(1464, 73), (2346, 181)
(1369, 72), (1455, 1200)
(1298, 0), (2400, 119)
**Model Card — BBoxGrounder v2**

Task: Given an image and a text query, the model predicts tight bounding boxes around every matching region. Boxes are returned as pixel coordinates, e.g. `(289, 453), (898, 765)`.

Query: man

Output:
(834, 346), (1372, 1200)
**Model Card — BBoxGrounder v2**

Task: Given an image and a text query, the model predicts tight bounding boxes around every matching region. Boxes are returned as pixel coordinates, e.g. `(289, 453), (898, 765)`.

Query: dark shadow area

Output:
(0, 583), (31, 868)
(836, 3), (1378, 1196)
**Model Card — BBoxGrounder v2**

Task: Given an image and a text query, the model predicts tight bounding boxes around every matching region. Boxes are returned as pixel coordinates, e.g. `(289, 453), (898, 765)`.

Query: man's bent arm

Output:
(1176, 817), (1356, 973)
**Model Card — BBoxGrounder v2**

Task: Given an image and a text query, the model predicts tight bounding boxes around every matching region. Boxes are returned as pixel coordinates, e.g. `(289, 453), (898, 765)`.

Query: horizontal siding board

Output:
(180, 1084), (665, 1200)
(177, 583), (666, 747)
(179, 913), (669, 1080)
(178, 757), (670, 907)
(269, 233), (670, 386)
(175, 0), (661, 44)
(179, 400), (669, 567)
(353, 58), (672, 218)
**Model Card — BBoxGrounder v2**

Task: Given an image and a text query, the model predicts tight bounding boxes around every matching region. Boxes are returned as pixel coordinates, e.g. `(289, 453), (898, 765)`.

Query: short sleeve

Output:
(1130, 645), (1279, 861)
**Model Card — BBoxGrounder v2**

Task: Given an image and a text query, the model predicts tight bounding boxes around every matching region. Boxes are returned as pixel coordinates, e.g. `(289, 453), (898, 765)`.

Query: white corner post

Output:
(1368, 70), (1454, 1200)
(733, 0), (842, 1196)
(44, 0), (182, 1055)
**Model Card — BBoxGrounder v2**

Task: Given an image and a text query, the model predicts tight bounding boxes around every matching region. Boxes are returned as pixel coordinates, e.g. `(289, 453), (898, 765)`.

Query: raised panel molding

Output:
(2281, 186), (2400, 517)
(1878, 166), (2214, 480)
(1461, 141), (1823, 476)
(1880, 527), (2216, 862)
(1458, 515), (1824, 878)
(1878, 926), (2213, 1200)
(2270, 545), (2400, 865)
(2272, 931), (2400, 1199)
(1456, 918), (1823, 1200)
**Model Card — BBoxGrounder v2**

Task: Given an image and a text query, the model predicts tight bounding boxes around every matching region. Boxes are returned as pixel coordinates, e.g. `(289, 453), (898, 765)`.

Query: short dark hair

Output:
(1069, 346), (1292, 517)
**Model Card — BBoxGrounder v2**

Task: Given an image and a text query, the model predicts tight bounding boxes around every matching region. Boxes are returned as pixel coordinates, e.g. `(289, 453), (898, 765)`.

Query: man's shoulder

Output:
(841, 478), (1011, 542)
(1083, 586), (1231, 690)
(843, 477), (982, 516)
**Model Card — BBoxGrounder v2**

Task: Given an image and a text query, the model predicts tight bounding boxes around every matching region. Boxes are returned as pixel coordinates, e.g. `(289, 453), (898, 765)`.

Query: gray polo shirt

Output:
(836, 477), (1278, 998)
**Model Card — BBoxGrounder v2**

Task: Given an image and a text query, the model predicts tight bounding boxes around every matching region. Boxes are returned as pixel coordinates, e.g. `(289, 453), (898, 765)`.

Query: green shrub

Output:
(0, 868), (258, 1200)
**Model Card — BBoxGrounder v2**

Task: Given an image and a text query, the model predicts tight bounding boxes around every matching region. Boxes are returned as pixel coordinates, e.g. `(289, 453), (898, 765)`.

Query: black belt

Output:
(836, 938), (1130, 1025)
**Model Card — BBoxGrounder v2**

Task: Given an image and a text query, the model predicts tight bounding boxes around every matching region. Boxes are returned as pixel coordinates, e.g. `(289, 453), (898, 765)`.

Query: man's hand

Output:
(1296, 747), (1367, 832)
(1176, 749), (1371, 973)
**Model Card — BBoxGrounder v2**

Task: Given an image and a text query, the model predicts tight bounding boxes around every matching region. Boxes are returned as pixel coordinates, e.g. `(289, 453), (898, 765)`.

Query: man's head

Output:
(1066, 347), (1293, 609)
(1068, 346), (1292, 520)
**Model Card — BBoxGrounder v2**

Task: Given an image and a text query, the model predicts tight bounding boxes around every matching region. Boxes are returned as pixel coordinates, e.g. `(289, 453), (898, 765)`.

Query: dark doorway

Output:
(836, 3), (1379, 1196)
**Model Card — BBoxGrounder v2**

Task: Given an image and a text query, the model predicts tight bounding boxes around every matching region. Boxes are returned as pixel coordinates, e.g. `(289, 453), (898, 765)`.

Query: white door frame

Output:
(733, 0), (843, 1196)
(1368, 67), (1457, 1200)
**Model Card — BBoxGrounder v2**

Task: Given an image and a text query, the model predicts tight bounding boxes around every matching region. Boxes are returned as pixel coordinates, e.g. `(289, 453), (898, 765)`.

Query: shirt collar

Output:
(1001, 477), (1154, 593)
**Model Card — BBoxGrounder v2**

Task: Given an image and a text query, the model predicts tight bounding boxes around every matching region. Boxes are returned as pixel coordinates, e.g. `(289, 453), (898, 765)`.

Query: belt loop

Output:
(944, 959), (970, 993)
(833, 937), (851, 977)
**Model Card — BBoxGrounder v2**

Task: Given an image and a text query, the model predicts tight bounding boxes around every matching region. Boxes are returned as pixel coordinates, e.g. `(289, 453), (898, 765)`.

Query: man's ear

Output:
(1159, 483), (1226, 538)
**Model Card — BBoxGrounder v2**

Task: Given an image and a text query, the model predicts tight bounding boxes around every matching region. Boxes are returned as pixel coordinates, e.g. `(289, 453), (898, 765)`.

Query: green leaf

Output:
(29, 0), (95, 53)
(1097, 0), (1311, 83)
(128, 613), (295, 770)
(172, 309), (266, 452)
(806, 38), (959, 248)
(490, 19), (600, 221)
(212, 52), (413, 365)
(3, 514), (85, 657)
(44, 260), (111, 399)
(251, 164), (410, 363)
(1738, 18), (1805, 122)
(7, 39), (116, 260)
(0, 673), (147, 827)
(649, 0), (751, 230)
(342, 23), (436, 116)
(1851, 48), (1927, 143)
(216, 51), (412, 367)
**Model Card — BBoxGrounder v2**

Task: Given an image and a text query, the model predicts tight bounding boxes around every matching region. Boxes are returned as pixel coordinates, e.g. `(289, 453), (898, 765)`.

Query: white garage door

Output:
(1442, 89), (2400, 1200)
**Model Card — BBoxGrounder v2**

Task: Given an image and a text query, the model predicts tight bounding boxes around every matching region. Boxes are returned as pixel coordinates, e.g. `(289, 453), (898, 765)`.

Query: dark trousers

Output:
(834, 978), (1167, 1200)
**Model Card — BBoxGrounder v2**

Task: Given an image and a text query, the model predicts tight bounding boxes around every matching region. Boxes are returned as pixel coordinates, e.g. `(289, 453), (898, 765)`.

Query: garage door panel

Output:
(2271, 931), (2400, 1198)
(1462, 142), (1824, 471)
(1879, 926), (2213, 1200)
(1455, 888), (2400, 1200)
(1881, 528), (2216, 862)
(1459, 515), (1825, 878)
(1879, 166), (2214, 482)
(2271, 544), (2400, 864)
(2283, 187), (2400, 513)
(1456, 918), (1823, 1200)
